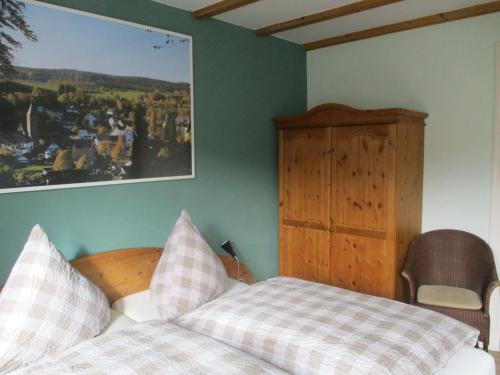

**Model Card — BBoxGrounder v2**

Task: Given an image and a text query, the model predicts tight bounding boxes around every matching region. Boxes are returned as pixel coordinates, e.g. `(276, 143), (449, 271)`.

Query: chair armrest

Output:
(401, 269), (417, 304)
(483, 280), (500, 317)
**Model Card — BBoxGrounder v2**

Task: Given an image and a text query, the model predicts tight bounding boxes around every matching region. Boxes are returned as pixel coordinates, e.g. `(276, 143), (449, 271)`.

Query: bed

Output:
(3, 247), (495, 374)
(79, 247), (495, 375)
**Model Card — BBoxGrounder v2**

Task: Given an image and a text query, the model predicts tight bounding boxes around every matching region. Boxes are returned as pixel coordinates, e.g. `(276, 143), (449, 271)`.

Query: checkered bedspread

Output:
(177, 277), (479, 375)
(10, 320), (287, 375)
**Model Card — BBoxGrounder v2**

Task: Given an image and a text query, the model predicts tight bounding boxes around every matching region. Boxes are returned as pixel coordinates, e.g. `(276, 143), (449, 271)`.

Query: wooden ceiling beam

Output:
(193, 0), (259, 19)
(256, 0), (402, 37)
(303, 0), (500, 51)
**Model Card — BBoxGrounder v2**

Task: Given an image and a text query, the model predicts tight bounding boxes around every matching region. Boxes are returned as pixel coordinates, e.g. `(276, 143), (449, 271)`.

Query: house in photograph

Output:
(44, 143), (60, 160)
(85, 113), (97, 127)
(66, 105), (79, 115)
(71, 140), (96, 165)
(122, 126), (137, 147)
(0, 132), (34, 157)
(70, 128), (97, 141)
(108, 116), (125, 129)
(94, 135), (118, 148)
(110, 125), (136, 146)
(46, 110), (64, 123)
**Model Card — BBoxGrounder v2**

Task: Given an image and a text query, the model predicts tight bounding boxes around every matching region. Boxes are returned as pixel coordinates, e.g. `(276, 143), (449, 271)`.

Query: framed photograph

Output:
(0, 0), (194, 193)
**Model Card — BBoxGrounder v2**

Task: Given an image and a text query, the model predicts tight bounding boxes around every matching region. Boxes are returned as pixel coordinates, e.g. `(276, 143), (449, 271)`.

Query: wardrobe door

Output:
(279, 127), (331, 284)
(331, 125), (396, 298)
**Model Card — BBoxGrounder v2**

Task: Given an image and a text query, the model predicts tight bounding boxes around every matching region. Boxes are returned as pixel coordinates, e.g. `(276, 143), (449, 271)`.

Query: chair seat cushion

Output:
(417, 285), (482, 310)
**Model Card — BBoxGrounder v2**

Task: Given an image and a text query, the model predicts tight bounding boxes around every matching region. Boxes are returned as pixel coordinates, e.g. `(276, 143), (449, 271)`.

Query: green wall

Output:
(0, 0), (306, 283)
(307, 13), (500, 242)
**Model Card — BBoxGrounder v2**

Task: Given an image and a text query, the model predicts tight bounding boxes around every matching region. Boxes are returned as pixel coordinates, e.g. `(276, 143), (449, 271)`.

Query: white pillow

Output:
(113, 279), (248, 322)
(150, 210), (228, 320)
(0, 225), (110, 372)
(112, 290), (160, 322)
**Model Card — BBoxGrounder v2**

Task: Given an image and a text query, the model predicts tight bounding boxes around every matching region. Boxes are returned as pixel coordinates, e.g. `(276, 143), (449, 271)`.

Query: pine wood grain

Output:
(278, 127), (331, 282)
(256, 0), (401, 36)
(192, 0), (259, 19)
(276, 104), (426, 300)
(303, 1), (500, 50)
(71, 248), (255, 303)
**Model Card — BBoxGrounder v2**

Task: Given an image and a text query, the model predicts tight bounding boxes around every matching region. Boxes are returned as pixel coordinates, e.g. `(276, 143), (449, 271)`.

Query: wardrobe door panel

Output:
(280, 127), (331, 229)
(332, 125), (395, 232)
(279, 127), (331, 282)
(280, 226), (330, 284)
(332, 233), (394, 298)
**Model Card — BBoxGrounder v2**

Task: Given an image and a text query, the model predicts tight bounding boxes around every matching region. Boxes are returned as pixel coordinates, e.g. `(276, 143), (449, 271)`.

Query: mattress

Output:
(436, 347), (494, 375)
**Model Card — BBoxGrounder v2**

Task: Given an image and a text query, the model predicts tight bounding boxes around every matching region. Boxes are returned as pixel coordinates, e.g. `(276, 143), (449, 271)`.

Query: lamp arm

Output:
(234, 256), (242, 282)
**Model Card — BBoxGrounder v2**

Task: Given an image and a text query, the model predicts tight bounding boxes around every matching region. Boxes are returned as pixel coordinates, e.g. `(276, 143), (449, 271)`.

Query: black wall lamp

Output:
(220, 240), (242, 281)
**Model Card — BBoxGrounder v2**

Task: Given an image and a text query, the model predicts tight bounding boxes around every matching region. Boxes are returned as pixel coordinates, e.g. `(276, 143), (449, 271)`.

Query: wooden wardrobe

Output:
(275, 104), (427, 300)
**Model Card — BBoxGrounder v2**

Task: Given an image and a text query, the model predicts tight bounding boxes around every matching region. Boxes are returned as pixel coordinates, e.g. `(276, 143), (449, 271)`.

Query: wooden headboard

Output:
(70, 247), (255, 303)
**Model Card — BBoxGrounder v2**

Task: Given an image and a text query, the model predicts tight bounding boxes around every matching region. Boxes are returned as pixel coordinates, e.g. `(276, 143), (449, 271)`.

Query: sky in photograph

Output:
(10, 1), (191, 83)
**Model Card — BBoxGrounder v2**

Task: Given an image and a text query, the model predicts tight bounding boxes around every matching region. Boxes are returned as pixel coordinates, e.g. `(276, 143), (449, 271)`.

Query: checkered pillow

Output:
(150, 210), (228, 320)
(0, 225), (110, 372)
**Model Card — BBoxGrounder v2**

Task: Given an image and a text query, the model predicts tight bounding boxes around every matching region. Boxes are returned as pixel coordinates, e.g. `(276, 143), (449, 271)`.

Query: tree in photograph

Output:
(57, 93), (70, 105)
(130, 102), (146, 178)
(75, 155), (88, 170)
(97, 139), (111, 156)
(80, 116), (88, 128)
(53, 149), (73, 171)
(148, 108), (158, 138)
(57, 83), (76, 95)
(0, 161), (15, 187)
(75, 88), (85, 102)
(0, 146), (12, 156)
(157, 146), (169, 159)
(111, 136), (125, 162)
(0, 0), (38, 78)
(116, 98), (124, 113)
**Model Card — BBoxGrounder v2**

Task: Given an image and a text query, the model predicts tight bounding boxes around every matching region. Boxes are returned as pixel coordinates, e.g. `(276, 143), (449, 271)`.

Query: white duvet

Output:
(9, 320), (287, 375)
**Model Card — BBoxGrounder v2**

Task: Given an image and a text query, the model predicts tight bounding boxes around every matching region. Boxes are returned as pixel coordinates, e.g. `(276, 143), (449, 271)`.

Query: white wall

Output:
(307, 12), (500, 241)
(307, 13), (500, 349)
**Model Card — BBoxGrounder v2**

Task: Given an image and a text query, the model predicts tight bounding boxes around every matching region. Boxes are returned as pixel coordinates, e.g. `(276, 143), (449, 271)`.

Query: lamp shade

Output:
(220, 240), (237, 258)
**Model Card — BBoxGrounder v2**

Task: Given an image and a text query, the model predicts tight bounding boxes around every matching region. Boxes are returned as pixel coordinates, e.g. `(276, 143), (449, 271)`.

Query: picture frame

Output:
(0, 0), (194, 194)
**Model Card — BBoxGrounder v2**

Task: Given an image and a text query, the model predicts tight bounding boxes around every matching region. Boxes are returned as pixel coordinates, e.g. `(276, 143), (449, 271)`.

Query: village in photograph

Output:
(0, 1), (193, 192)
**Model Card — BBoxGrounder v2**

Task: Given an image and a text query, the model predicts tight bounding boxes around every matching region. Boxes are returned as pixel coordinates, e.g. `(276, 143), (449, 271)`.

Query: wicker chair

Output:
(401, 229), (499, 351)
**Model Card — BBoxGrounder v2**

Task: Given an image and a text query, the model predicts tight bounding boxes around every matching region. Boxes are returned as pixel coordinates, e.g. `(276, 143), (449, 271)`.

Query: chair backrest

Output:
(405, 229), (496, 293)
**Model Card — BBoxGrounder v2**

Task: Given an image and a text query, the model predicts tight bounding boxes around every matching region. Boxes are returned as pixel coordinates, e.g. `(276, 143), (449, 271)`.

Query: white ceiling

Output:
(153, 0), (493, 45)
